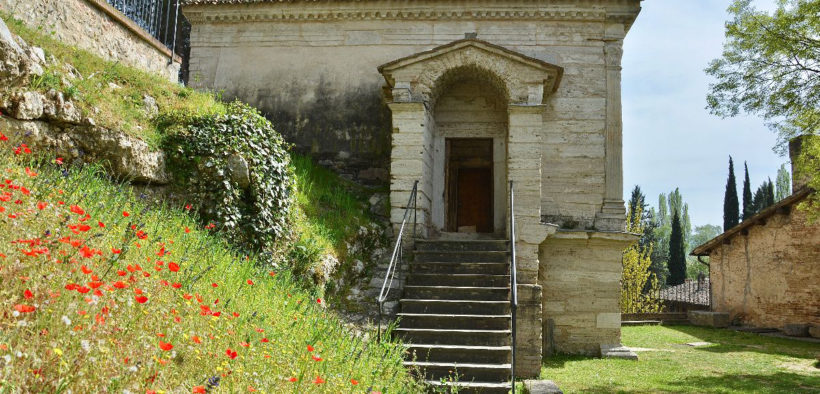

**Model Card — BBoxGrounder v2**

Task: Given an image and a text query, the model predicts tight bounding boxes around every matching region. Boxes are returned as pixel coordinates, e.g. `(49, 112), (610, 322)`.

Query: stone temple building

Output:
(183, 0), (642, 390)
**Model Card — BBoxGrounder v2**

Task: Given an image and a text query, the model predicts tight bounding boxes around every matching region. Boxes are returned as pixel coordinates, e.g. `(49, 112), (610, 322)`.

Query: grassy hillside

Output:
(0, 148), (419, 392)
(1, 12), (225, 148)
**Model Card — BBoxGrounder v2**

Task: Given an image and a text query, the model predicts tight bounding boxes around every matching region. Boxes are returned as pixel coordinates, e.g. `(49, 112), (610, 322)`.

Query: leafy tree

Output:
(686, 224), (722, 278)
(775, 163), (791, 201)
(706, 0), (819, 150)
(657, 193), (669, 227)
(667, 211), (686, 286)
(622, 201), (662, 313)
(724, 157), (740, 231)
(742, 162), (754, 219)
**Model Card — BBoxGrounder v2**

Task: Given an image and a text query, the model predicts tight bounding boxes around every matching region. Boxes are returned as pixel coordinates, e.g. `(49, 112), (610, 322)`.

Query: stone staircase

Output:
(395, 239), (513, 394)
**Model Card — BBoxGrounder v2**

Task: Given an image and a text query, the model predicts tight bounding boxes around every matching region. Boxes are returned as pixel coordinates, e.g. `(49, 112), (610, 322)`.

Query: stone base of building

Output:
(539, 230), (637, 356)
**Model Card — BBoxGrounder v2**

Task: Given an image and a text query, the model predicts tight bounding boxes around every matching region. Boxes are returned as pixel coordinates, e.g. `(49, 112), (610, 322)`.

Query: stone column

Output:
(388, 102), (431, 238)
(595, 35), (627, 232)
(507, 104), (556, 377)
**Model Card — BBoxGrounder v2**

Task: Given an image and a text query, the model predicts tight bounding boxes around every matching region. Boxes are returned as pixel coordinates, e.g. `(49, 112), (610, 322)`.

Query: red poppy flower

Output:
(268, 271), (276, 277)
(185, 204), (192, 210)
(159, 341), (173, 351)
(239, 342), (249, 348)
(288, 377), (297, 383)
(168, 262), (180, 272)
(172, 282), (182, 289)
(226, 348), (238, 359)
(191, 335), (202, 344)
(351, 379), (359, 385)
(65, 283), (78, 291)
(69, 205), (85, 215)
(113, 281), (128, 289)
(260, 338), (269, 343)
(122, 211), (130, 217)
(88, 281), (103, 289)
(183, 293), (193, 300)
(192, 386), (206, 394)
(117, 270), (126, 276)
(317, 298), (322, 304)
(98, 221), (105, 228)
(55, 157), (63, 165)
(211, 283), (218, 288)
(81, 265), (92, 274)
(246, 279), (254, 285)
(307, 345), (314, 352)
(135, 295), (148, 304)
(112, 248), (122, 254)
(312, 355), (323, 362)
(14, 304), (35, 313)
(76, 286), (90, 294)
(23, 289), (33, 299)
(313, 376), (325, 385)
(37, 202), (47, 210)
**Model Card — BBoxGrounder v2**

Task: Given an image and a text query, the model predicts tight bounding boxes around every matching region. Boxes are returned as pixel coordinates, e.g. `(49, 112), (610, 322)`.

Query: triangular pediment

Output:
(378, 38), (563, 93)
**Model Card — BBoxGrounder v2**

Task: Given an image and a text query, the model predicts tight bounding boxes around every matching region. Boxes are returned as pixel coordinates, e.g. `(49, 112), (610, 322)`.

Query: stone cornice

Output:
(183, 0), (640, 28)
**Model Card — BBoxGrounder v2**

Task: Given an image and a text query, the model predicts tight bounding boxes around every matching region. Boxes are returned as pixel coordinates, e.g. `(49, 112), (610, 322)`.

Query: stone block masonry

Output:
(0, 0), (180, 81)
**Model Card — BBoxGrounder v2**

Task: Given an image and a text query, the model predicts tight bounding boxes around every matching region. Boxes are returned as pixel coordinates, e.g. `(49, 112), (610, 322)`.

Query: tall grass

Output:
(0, 148), (420, 392)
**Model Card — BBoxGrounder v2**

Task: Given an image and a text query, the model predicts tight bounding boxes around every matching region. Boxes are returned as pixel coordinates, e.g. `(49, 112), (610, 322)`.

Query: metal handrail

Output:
(509, 180), (518, 388)
(377, 180), (418, 341)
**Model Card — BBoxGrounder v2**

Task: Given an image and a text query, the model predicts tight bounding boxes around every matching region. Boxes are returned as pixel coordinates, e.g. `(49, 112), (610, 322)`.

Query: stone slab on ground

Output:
(523, 380), (563, 394)
(809, 325), (820, 339)
(688, 311), (730, 328)
(782, 324), (810, 337)
(685, 341), (714, 347)
(600, 344), (638, 360)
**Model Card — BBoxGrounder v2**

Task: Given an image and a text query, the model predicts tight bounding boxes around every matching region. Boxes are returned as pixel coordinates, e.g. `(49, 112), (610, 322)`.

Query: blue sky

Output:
(622, 0), (785, 227)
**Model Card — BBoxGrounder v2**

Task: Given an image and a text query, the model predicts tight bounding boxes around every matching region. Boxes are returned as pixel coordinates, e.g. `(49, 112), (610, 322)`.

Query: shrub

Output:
(163, 102), (294, 251)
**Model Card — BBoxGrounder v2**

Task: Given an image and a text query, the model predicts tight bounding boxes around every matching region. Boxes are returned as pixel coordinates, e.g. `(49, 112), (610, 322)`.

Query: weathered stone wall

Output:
(539, 231), (635, 355)
(709, 206), (820, 329)
(184, 0), (633, 213)
(0, 0), (180, 81)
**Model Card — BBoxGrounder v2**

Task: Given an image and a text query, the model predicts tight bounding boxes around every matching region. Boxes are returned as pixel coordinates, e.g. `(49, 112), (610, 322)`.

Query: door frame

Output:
(445, 138), (494, 233)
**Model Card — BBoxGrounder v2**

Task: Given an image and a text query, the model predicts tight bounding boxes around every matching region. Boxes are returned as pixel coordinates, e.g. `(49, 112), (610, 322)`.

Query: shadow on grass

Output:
(667, 324), (820, 359)
(667, 371), (820, 393)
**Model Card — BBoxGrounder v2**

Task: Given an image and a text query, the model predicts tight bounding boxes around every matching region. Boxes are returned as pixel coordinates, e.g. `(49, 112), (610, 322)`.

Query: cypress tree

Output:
(742, 162), (753, 220)
(766, 178), (775, 207)
(723, 157), (740, 231)
(667, 211), (686, 286)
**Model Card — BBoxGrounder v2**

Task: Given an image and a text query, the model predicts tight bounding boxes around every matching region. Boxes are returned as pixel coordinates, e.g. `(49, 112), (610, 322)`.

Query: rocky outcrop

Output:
(0, 16), (169, 185)
(0, 116), (168, 184)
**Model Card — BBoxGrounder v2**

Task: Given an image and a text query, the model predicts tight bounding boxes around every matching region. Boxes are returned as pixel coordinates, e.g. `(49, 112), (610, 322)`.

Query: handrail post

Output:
(509, 181), (517, 389)
(377, 180), (418, 342)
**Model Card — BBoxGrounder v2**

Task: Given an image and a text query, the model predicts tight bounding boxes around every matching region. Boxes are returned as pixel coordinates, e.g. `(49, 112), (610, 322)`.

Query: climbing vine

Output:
(163, 101), (294, 251)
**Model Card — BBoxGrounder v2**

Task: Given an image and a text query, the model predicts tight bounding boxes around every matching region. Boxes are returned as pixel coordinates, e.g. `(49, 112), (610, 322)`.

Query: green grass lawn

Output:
(540, 325), (820, 393)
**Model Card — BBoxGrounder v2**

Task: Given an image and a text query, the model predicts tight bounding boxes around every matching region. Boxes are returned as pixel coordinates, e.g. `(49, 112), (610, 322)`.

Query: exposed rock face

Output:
(0, 17), (43, 88)
(0, 16), (169, 185)
(226, 154), (250, 189)
(0, 116), (169, 184)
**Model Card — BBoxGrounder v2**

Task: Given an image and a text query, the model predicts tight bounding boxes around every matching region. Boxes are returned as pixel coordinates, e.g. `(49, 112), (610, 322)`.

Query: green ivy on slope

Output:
(163, 102), (294, 251)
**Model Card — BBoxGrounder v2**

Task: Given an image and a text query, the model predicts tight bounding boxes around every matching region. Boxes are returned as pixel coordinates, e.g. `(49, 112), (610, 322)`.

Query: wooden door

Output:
(446, 138), (494, 233)
(456, 167), (493, 233)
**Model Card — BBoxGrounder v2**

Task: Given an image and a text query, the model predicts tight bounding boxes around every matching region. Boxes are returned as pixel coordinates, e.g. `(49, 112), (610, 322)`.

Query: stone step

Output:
(410, 262), (509, 275)
(413, 250), (509, 263)
(403, 286), (509, 301)
(395, 328), (511, 346)
(405, 361), (512, 382)
(425, 380), (512, 394)
(400, 299), (510, 315)
(407, 273), (510, 287)
(404, 344), (511, 364)
(398, 313), (511, 330)
(414, 239), (509, 252)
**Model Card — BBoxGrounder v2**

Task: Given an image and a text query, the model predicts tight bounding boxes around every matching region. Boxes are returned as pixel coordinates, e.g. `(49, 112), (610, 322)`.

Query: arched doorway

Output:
(430, 72), (508, 235)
